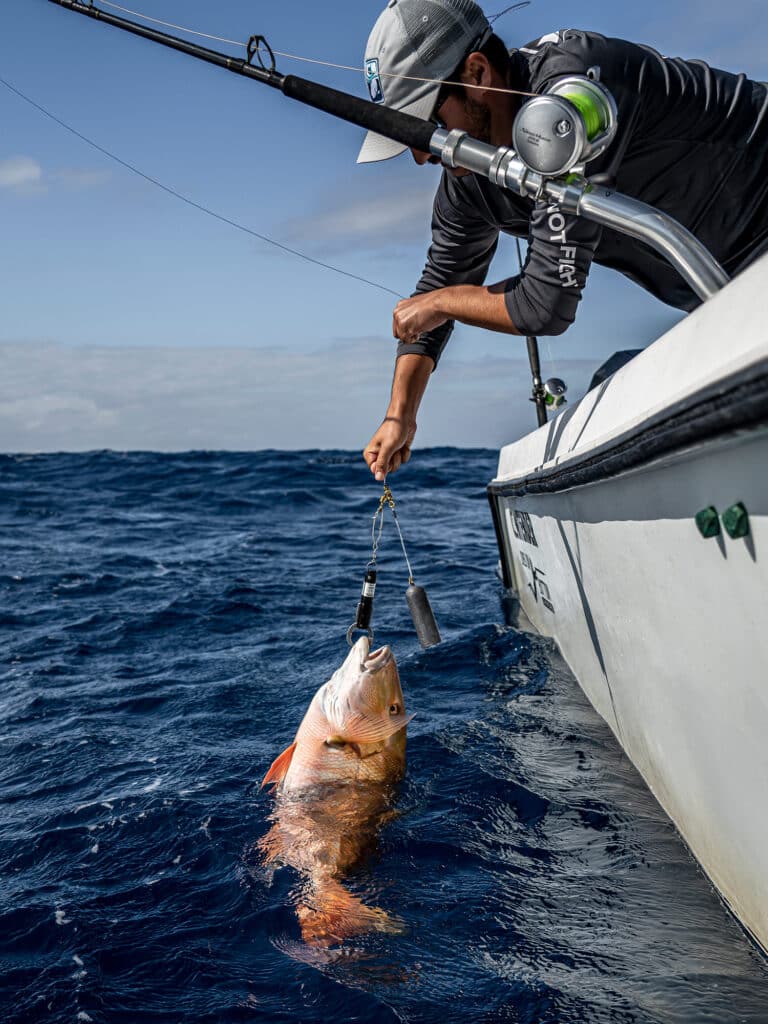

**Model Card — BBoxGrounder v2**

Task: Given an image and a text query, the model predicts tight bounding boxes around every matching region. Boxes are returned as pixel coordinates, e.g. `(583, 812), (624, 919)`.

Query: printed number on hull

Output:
(521, 552), (555, 614)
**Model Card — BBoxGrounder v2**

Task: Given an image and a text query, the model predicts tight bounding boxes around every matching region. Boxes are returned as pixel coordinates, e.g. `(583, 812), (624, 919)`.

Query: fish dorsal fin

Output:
(261, 741), (297, 789)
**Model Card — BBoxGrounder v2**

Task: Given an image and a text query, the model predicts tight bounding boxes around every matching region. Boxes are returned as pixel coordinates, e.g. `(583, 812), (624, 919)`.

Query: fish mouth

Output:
(350, 636), (393, 673)
(352, 635), (371, 664)
(363, 644), (392, 673)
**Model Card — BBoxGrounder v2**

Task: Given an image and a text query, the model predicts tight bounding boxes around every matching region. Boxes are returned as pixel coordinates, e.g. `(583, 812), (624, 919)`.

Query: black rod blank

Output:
(526, 336), (548, 428)
(47, 0), (283, 86)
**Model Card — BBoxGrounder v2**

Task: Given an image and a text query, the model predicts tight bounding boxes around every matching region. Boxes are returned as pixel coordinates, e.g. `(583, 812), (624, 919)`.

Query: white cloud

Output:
(0, 156), (42, 188)
(282, 183), (435, 253)
(53, 168), (113, 189)
(0, 340), (597, 454)
(0, 158), (111, 193)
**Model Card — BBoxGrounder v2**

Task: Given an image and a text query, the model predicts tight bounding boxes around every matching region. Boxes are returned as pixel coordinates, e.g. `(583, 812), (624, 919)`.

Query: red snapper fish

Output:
(260, 636), (410, 946)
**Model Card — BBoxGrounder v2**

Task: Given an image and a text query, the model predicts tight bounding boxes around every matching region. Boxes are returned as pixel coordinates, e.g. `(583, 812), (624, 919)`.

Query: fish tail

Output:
(297, 877), (405, 947)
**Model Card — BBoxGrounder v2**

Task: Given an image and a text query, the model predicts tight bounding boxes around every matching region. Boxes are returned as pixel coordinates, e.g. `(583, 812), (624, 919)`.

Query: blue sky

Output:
(0, 0), (765, 451)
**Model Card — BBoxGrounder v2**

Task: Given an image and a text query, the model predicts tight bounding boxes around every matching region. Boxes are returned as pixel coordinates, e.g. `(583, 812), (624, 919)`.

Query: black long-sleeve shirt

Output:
(399, 30), (768, 366)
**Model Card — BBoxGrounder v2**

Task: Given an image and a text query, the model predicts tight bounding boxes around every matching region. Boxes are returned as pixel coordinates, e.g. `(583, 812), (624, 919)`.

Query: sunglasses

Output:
(429, 83), (451, 128)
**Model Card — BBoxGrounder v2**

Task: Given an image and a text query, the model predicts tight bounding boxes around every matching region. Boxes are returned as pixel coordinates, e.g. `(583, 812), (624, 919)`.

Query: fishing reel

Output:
(512, 73), (618, 177)
(543, 378), (567, 409)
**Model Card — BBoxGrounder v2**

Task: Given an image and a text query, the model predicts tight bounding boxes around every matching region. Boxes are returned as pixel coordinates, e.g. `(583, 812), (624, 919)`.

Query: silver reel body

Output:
(512, 74), (619, 177)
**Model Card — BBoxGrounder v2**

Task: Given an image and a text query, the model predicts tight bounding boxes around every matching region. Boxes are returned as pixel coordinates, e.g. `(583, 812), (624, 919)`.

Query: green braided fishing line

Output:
(560, 88), (604, 140)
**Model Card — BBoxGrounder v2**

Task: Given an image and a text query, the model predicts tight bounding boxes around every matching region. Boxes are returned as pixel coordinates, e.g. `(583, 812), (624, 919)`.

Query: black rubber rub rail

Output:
(487, 357), (768, 499)
(47, 0), (435, 155)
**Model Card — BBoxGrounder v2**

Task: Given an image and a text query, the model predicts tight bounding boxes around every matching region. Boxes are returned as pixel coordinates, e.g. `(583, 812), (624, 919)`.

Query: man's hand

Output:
(363, 416), (417, 482)
(392, 292), (448, 343)
(363, 354), (431, 482)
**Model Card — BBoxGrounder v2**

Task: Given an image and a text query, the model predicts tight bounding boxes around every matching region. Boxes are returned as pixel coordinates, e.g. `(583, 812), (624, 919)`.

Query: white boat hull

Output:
(488, 255), (768, 952)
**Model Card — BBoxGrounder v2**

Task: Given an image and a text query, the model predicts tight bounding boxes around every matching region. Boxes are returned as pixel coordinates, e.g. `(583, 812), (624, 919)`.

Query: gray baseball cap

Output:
(358, 0), (491, 163)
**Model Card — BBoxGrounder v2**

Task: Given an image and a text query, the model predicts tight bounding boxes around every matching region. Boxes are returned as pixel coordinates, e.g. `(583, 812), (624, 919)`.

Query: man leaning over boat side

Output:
(359, 0), (768, 481)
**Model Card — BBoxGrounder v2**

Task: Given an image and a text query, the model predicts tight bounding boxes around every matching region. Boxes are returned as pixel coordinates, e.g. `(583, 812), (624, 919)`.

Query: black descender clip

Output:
(246, 34), (276, 72)
(346, 567), (376, 647)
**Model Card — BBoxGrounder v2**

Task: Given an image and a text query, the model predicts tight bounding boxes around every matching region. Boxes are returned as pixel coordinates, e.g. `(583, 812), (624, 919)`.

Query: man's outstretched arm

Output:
(363, 353), (434, 482)
(392, 281), (521, 342)
(364, 283), (519, 481)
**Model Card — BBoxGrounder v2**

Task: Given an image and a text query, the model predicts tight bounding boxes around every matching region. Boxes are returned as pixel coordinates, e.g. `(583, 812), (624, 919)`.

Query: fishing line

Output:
(95, 0), (540, 99)
(0, 73), (405, 300)
(390, 504), (416, 586)
(489, 2), (531, 21)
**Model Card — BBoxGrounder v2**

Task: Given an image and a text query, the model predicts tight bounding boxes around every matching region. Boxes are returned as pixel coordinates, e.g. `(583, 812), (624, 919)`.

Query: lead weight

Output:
(405, 583), (441, 649)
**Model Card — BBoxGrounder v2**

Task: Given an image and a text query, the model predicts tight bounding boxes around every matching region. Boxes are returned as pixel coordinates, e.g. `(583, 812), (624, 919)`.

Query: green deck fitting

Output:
(722, 502), (750, 539)
(695, 506), (721, 538)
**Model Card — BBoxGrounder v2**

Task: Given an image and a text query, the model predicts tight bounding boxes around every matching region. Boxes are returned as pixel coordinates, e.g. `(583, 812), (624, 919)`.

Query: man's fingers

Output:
(374, 445), (395, 481)
(364, 418), (416, 479)
(363, 445), (378, 470)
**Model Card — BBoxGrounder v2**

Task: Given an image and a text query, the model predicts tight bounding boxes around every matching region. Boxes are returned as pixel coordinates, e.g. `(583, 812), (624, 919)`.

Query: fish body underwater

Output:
(260, 636), (410, 946)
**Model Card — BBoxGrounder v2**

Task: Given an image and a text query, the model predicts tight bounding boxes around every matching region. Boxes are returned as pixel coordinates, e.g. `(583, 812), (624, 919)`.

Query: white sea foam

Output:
(142, 778), (162, 793)
(76, 797), (116, 812)
(77, 1013), (93, 1022)
(54, 909), (70, 925)
(179, 781), (209, 795)
(90, 843), (99, 854)
(73, 954), (84, 967)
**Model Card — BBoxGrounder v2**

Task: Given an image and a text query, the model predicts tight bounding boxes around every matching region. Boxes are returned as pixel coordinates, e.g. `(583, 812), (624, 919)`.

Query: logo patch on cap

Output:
(365, 58), (384, 103)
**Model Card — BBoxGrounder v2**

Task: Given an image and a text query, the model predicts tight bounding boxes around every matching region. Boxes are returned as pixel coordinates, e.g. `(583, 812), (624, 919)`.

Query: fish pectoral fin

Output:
(297, 878), (406, 947)
(343, 712), (413, 745)
(261, 741), (298, 789)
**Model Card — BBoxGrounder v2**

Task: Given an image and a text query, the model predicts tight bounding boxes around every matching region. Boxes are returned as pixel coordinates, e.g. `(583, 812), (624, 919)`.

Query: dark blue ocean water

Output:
(1, 449), (766, 1024)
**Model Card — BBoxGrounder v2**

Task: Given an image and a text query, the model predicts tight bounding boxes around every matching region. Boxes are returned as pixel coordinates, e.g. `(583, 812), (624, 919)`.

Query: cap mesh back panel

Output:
(398, 0), (486, 67)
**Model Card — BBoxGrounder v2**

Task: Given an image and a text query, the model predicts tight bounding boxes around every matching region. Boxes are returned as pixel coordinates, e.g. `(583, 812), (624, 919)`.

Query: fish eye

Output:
(324, 738), (347, 749)
(389, 703), (401, 716)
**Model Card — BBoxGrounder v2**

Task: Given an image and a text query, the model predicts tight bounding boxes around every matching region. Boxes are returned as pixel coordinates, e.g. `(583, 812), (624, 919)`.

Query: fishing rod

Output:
(47, 0), (729, 305)
(46, 0), (435, 157)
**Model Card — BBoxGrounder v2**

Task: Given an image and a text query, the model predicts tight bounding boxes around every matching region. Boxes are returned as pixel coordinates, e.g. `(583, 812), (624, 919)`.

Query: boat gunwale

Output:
(488, 356), (768, 499)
